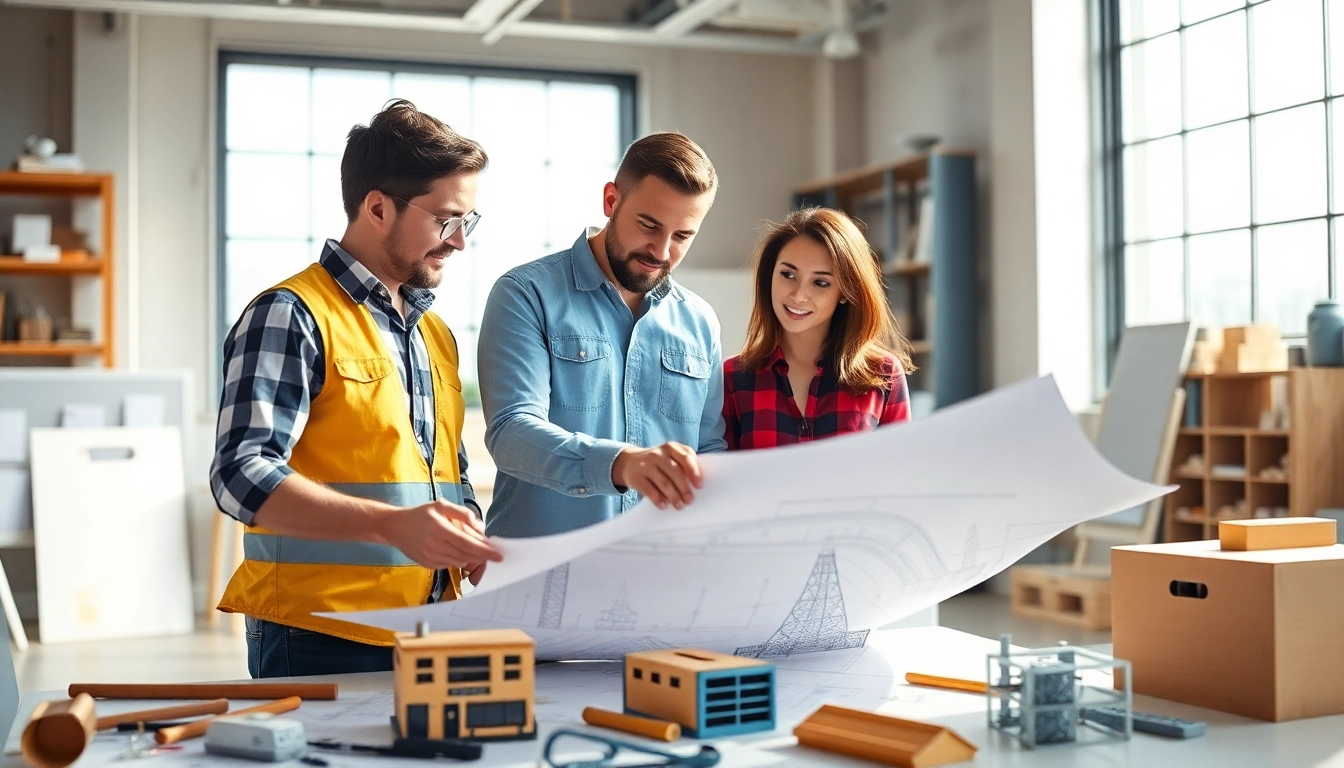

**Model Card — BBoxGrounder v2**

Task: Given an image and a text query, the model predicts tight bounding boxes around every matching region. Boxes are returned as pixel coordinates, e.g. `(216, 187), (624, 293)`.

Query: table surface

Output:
(8, 626), (1343, 767)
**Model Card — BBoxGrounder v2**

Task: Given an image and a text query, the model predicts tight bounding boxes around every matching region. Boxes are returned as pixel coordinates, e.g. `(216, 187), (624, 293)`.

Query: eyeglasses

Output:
(387, 194), (481, 240)
(542, 729), (720, 768)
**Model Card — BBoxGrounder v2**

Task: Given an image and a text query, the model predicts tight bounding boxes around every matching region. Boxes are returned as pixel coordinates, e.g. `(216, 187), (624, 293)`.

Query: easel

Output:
(1011, 322), (1196, 630)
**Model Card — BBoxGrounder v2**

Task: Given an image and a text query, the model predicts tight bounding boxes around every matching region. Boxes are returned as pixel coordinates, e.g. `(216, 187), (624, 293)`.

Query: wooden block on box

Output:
(1223, 324), (1281, 350)
(1220, 518), (1337, 551)
(1009, 564), (1111, 630)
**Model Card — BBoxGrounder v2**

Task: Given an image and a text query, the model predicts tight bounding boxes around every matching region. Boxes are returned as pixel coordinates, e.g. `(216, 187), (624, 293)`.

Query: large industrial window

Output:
(1102, 0), (1344, 347)
(218, 52), (636, 403)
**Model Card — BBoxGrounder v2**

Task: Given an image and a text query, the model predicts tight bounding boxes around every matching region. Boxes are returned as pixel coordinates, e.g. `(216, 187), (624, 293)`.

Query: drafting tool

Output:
(904, 672), (988, 694)
(308, 737), (483, 761)
(96, 699), (229, 730)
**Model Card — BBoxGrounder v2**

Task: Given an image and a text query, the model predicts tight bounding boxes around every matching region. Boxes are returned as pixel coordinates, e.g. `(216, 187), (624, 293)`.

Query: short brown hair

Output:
(614, 132), (717, 196)
(739, 208), (914, 390)
(341, 99), (488, 221)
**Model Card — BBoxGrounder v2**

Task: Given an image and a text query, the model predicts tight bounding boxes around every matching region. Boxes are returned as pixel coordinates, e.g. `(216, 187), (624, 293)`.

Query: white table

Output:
(8, 626), (1343, 766)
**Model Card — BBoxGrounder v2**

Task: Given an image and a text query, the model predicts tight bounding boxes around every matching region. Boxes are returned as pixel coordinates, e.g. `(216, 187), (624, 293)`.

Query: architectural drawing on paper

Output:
(595, 582), (638, 630)
(736, 549), (869, 658)
(537, 564), (568, 629)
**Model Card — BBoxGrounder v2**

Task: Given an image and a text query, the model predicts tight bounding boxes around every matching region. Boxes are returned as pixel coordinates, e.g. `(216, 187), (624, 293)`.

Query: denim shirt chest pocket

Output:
(549, 335), (613, 411)
(658, 349), (712, 424)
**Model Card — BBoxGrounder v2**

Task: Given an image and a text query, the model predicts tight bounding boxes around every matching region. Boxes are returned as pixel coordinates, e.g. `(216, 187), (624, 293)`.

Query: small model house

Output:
(623, 648), (775, 738)
(393, 625), (536, 741)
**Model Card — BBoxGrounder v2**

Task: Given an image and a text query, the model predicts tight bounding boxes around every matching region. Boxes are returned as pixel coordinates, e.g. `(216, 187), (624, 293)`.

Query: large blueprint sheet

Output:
(325, 377), (1168, 660)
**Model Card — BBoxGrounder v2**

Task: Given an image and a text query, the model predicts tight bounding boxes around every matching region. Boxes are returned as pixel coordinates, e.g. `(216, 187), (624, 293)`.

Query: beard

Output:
(385, 218), (452, 290)
(605, 227), (671, 295)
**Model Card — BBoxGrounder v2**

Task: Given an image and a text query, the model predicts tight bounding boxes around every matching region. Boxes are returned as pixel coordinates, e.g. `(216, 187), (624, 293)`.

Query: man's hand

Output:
(462, 561), (488, 586)
(380, 500), (502, 570)
(611, 442), (704, 510)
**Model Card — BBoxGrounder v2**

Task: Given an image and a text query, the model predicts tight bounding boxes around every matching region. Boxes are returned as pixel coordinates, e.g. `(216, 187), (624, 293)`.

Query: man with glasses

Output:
(210, 100), (502, 677)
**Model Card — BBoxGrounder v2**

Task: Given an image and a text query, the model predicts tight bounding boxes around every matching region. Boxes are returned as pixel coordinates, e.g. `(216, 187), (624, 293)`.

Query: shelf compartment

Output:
(1206, 373), (1288, 429)
(0, 254), (103, 275)
(0, 342), (103, 357)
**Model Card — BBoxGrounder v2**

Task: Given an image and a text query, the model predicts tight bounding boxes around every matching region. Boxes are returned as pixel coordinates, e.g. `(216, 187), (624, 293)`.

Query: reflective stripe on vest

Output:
(239, 481), (467, 567)
(325, 481), (466, 506)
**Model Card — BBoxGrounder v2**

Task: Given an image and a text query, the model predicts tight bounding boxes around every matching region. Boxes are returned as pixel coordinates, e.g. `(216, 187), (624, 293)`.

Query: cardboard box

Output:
(1112, 540), (1344, 722)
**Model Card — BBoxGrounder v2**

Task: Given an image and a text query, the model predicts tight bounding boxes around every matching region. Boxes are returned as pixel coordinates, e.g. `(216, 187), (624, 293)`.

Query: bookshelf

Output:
(1164, 369), (1344, 542)
(790, 151), (978, 408)
(0, 172), (113, 367)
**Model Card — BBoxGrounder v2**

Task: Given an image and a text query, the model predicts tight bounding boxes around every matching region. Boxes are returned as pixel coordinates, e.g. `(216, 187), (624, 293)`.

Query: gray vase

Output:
(1307, 300), (1344, 366)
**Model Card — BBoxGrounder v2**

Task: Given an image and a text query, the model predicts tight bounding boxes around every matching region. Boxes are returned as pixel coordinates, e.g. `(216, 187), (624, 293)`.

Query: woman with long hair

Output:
(723, 207), (914, 450)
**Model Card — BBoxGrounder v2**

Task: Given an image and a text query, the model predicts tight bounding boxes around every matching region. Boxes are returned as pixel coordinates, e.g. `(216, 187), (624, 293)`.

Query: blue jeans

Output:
(246, 617), (393, 678)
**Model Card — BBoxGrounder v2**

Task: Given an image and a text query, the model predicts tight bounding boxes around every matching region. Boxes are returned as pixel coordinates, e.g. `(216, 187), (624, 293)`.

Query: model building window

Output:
(219, 53), (635, 404)
(651, 672), (661, 684)
(1106, 0), (1341, 337)
(504, 670), (521, 680)
(504, 655), (521, 665)
(670, 677), (680, 688)
(417, 673), (433, 684)
(416, 658), (433, 669)
(633, 668), (643, 680)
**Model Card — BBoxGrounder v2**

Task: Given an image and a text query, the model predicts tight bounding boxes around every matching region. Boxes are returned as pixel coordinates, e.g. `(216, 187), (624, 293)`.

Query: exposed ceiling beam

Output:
(480, 0), (544, 45)
(1, 0), (815, 54)
(654, 0), (741, 37)
(462, 0), (518, 30)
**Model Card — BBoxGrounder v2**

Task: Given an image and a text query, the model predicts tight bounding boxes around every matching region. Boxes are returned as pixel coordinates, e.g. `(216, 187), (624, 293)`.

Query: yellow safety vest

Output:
(218, 262), (467, 646)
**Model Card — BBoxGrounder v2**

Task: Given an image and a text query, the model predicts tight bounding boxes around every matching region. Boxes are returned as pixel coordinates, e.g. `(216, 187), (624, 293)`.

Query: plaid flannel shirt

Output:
(722, 346), (911, 450)
(210, 240), (478, 525)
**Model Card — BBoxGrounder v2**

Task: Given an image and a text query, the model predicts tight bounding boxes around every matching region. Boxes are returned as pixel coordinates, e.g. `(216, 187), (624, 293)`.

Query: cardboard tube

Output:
(155, 696), (302, 745)
(69, 682), (337, 701)
(582, 707), (681, 742)
(22, 694), (97, 768)
(95, 699), (230, 731)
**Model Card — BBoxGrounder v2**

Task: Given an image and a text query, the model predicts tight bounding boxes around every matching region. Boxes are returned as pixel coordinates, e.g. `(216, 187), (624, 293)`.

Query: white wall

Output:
(857, 0), (1096, 407)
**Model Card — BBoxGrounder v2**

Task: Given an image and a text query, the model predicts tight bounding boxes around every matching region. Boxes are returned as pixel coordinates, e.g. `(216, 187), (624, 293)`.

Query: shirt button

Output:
(627, 388), (634, 396)
(579, 350), (587, 358)
(576, 488), (587, 495)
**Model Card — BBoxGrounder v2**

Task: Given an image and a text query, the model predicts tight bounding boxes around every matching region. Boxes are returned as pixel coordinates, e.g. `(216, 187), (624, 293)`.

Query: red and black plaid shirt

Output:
(722, 346), (910, 450)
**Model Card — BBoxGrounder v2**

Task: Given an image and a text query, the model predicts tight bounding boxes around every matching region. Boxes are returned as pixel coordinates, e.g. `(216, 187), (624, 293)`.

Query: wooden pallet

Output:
(1009, 564), (1111, 630)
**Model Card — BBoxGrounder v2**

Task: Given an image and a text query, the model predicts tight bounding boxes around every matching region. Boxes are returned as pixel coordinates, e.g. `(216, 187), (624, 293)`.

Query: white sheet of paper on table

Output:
(324, 376), (1171, 661)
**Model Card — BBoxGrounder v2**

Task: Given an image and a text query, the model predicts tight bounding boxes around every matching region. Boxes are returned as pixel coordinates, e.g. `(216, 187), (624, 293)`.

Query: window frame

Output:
(214, 49), (638, 391)
(1098, 0), (1341, 384)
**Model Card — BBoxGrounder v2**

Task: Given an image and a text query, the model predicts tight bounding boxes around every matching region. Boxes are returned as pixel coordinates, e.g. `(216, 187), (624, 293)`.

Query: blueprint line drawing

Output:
(325, 377), (1172, 661)
(736, 550), (869, 658)
(538, 564), (567, 629)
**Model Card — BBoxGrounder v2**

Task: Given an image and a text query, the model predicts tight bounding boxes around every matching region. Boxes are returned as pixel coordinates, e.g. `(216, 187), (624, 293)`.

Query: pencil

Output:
(904, 672), (987, 694)
(155, 697), (302, 745)
(95, 699), (230, 731)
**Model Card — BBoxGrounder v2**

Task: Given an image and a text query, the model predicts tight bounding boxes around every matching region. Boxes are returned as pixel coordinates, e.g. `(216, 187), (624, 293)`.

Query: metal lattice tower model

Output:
(595, 582), (638, 630)
(537, 564), (568, 629)
(736, 549), (868, 658)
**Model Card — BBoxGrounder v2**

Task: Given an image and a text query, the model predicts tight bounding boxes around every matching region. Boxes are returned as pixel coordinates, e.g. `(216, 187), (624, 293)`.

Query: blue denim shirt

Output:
(479, 228), (728, 538)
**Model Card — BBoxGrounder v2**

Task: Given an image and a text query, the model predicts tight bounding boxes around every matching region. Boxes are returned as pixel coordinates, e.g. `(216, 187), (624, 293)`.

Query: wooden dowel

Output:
(582, 707), (681, 742)
(904, 672), (987, 694)
(68, 683), (337, 701)
(95, 699), (229, 731)
(155, 697), (302, 745)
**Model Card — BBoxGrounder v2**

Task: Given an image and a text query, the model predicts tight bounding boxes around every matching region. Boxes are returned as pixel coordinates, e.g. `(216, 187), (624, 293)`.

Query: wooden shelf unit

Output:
(1164, 369), (1344, 542)
(790, 150), (978, 408)
(0, 172), (113, 367)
